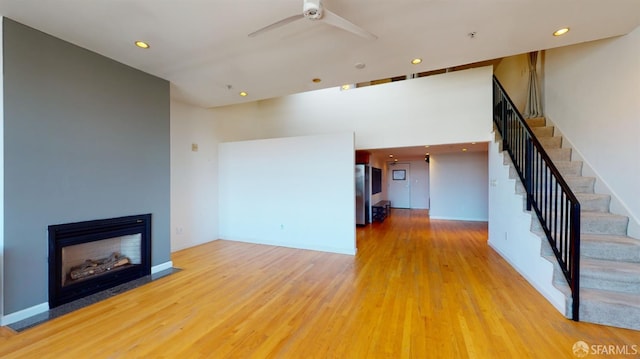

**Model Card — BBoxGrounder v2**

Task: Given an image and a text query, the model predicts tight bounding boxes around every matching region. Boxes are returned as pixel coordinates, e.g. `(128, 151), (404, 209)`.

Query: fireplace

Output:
(48, 214), (151, 308)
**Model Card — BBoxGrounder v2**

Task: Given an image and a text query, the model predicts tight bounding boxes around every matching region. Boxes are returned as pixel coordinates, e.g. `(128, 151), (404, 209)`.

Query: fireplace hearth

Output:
(48, 214), (151, 308)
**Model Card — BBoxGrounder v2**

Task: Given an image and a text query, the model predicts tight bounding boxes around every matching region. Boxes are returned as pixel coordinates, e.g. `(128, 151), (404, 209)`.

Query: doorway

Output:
(388, 162), (411, 208)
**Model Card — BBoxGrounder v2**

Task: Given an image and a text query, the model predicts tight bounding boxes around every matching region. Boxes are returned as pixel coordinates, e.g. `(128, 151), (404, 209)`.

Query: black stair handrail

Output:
(493, 76), (581, 321)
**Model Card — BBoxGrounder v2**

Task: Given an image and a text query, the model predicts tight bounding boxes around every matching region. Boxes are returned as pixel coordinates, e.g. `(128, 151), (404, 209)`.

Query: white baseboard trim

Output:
(1, 302), (49, 326)
(488, 241), (566, 315)
(151, 260), (174, 274)
(429, 215), (488, 222)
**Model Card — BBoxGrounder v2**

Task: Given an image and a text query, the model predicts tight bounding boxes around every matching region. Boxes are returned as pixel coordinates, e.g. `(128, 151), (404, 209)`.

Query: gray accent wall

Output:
(3, 19), (170, 314)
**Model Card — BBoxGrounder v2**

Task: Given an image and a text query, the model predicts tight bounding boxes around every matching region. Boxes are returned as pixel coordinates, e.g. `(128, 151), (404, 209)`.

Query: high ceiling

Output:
(0, 0), (638, 109)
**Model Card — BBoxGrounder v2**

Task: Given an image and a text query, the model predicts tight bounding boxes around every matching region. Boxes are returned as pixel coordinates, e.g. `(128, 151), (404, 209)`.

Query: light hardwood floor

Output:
(1, 209), (639, 358)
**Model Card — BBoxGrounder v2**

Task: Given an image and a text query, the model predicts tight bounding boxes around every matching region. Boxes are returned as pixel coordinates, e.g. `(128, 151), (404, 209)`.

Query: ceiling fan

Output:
(248, 0), (377, 40)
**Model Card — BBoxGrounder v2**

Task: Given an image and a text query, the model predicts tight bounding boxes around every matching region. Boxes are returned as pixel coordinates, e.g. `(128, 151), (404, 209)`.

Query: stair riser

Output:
(531, 215), (628, 236)
(537, 136), (562, 149)
(508, 166), (521, 180)
(582, 244), (640, 263)
(555, 271), (640, 294)
(529, 195), (609, 213)
(509, 172), (593, 197)
(541, 240), (640, 263)
(578, 196), (611, 213)
(525, 118), (546, 127)
(582, 216), (628, 236)
(507, 178), (605, 212)
(566, 177), (595, 194)
(555, 162), (583, 177)
(546, 148), (572, 162)
(532, 126), (554, 137)
(580, 301), (640, 331)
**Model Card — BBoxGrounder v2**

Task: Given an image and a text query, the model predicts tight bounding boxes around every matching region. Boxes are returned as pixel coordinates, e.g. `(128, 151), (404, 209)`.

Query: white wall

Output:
(494, 54), (529, 113)
(169, 66), (494, 254)
(218, 133), (356, 254)
(170, 98), (220, 251)
(408, 160), (430, 209)
(0, 16), (5, 321)
(487, 135), (565, 314)
(545, 28), (640, 238)
(429, 151), (488, 221)
(212, 66), (494, 149)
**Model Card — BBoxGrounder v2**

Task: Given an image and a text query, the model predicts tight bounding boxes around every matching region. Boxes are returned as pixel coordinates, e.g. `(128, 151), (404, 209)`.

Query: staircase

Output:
(525, 117), (640, 331)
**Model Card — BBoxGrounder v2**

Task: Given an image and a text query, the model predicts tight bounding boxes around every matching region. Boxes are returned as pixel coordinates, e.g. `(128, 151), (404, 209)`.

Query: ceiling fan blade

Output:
(321, 9), (377, 40)
(248, 14), (305, 38)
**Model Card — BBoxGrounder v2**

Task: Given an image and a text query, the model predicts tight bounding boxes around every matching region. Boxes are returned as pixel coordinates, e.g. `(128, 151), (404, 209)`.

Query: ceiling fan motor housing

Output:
(303, 0), (323, 20)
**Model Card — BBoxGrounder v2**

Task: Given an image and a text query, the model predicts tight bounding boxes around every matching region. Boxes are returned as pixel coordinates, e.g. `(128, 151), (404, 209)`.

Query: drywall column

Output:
(0, 16), (5, 324)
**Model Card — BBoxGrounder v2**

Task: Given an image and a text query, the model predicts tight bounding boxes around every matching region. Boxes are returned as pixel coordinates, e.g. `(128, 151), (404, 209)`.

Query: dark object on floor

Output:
(372, 200), (391, 222)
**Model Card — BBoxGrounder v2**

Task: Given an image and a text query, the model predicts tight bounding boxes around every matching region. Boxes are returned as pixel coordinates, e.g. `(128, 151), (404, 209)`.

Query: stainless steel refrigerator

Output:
(355, 164), (370, 225)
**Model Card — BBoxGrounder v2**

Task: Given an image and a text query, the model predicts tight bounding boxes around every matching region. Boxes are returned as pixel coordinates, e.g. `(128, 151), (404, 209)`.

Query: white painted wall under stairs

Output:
(487, 130), (566, 315)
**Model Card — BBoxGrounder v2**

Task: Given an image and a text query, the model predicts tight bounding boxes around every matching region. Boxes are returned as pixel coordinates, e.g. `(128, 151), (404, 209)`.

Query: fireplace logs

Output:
(69, 252), (130, 280)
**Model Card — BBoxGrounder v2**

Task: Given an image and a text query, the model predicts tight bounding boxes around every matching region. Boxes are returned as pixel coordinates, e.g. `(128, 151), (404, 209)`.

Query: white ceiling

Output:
(366, 142), (489, 163)
(0, 0), (639, 109)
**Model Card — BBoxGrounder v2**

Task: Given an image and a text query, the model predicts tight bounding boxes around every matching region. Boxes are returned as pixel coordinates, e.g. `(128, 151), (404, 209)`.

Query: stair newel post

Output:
(525, 137), (533, 211)
(570, 203), (581, 321)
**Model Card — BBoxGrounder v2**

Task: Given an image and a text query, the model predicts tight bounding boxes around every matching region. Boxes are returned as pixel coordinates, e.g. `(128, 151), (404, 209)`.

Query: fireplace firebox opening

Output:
(48, 214), (151, 308)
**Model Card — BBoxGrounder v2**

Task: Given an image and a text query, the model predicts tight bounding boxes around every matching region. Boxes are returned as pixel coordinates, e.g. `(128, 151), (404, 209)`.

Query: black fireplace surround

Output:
(48, 214), (152, 308)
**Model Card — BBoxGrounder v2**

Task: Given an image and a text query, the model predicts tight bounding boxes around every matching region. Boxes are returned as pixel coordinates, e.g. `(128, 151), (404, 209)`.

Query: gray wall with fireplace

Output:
(3, 19), (171, 314)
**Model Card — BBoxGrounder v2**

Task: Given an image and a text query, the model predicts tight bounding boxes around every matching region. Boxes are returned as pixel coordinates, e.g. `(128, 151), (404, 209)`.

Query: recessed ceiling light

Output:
(239, 91), (248, 97)
(312, 78), (322, 83)
(553, 27), (570, 37)
(394, 159), (398, 162)
(341, 84), (352, 91)
(471, 142), (476, 145)
(411, 58), (422, 65)
(462, 148), (468, 152)
(134, 41), (150, 49)
(389, 154), (394, 158)
(424, 145), (430, 148)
